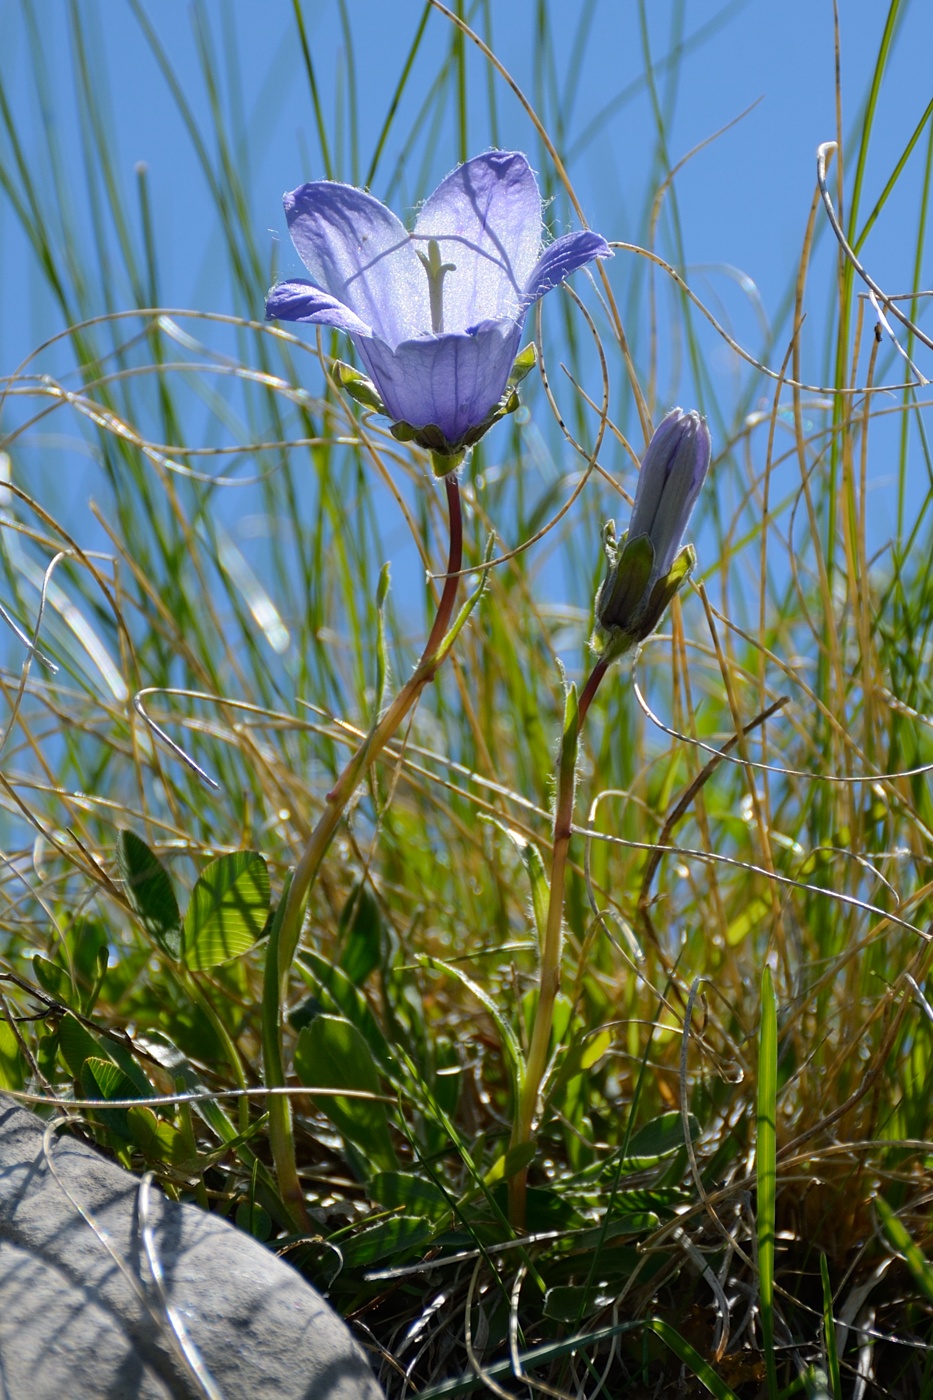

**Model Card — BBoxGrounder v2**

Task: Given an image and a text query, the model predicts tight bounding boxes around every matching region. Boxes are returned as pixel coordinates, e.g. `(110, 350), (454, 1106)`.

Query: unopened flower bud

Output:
(593, 408), (711, 660)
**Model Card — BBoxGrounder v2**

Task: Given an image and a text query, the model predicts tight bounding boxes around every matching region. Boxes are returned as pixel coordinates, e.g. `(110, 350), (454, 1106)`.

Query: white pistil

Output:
(416, 237), (456, 333)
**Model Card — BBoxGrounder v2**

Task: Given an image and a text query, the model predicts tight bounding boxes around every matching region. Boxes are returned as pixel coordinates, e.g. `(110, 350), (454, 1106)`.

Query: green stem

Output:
(185, 972), (249, 1134)
(264, 477), (464, 1225)
(509, 656), (609, 1229)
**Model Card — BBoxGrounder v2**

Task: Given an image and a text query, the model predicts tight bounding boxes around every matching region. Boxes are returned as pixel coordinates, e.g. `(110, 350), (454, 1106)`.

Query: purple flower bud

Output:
(266, 152), (611, 470)
(594, 408), (711, 658)
(628, 408), (711, 580)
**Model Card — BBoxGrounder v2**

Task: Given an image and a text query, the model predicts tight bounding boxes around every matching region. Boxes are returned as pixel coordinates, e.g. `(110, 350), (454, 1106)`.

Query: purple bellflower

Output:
(593, 408), (711, 660)
(266, 151), (611, 472)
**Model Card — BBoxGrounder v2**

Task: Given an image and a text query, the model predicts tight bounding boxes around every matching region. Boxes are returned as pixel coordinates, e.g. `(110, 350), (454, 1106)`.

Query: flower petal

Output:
(523, 229), (611, 306)
(629, 409), (711, 576)
(265, 279), (373, 336)
(357, 320), (522, 449)
(413, 152), (543, 330)
(284, 182), (428, 345)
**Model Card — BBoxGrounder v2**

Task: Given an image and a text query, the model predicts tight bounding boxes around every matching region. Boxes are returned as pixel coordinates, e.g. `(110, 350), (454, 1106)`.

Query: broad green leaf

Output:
(32, 954), (71, 1003)
(489, 1184), (586, 1232)
(569, 1214), (661, 1251)
(81, 1056), (141, 1102)
(548, 1029), (613, 1103)
(80, 1056), (143, 1140)
(337, 879), (385, 984)
(183, 851), (270, 970)
(59, 1011), (111, 1079)
(0, 1019), (23, 1091)
(544, 1285), (616, 1323)
(297, 949), (401, 1083)
(294, 1014), (398, 1173)
(617, 1111), (701, 1170)
(60, 1012), (152, 1097)
(71, 920), (110, 989)
(370, 1172), (450, 1219)
(337, 1215), (432, 1269)
(126, 1105), (186, 1165)
(117, 829), (182, 958)
(481, 1141), (536, 1190)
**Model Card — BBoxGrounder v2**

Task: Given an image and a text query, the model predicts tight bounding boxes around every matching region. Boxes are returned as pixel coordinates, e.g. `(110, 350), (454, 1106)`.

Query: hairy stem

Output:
(264, 477), (463, 1226)
(509, 656), (610, 1229)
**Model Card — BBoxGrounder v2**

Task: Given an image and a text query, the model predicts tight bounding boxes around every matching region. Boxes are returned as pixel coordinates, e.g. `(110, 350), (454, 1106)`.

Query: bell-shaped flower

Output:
(266, 151), (610, 471)
(593, 408), (711, 660)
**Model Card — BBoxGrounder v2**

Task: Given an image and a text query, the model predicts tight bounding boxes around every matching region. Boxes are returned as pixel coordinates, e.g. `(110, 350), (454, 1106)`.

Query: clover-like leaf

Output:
(183, 851), (270, 971)
(118, 829), (182, 959)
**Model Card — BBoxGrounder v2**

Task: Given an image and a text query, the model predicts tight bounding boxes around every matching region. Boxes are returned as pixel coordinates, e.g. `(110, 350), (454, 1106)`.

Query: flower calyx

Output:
(592, 521), (696, 663)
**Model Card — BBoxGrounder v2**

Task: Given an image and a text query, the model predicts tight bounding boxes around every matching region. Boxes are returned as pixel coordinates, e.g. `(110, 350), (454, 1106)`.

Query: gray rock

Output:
(0, 1095), (385, 1399)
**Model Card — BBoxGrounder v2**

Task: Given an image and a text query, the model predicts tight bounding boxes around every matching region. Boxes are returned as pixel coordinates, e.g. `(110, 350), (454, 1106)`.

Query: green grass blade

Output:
(820, 1253), (842, 1400)
(647, 1318), (740, 1400)
(758, 963), (778, 1398)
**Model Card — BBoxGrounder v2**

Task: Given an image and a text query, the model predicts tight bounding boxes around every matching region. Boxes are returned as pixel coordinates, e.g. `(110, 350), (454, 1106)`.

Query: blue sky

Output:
(0, 1), (930, 610)
(3, 0), (930, 366)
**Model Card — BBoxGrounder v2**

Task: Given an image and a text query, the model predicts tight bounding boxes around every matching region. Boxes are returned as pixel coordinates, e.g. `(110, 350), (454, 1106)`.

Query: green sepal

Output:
(507, 342), (537, 389)
(592, 539), (696, 663)
(598, 533), (655, 632)
(634, 543), (696, 641)
(332, 360), (385, 413)
(430, 449), (465, 477)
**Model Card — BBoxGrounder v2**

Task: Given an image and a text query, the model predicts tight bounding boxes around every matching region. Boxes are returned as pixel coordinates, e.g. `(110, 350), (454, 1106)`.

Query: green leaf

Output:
(0, 1019), (23, 1091)
(507, 341), (537, 388)
(494, 823), (549, 945)
(81, 1055), (141, 1103)
(419, 955), (524, 1097)
(370, 1172), (450, 1220)
(297, 949), (401, 1083)
(544, 1284), (616, 1324)
(183, 851), (270, 970)
(570, 1213), (661, 1250)
(294, 1014), (398, 1173)
(820, 1253), (842, 1398)
(235, 1199), (273, 1241)
(876, 1196), (933, 1304)
(118, 830), (182, 958)
(59, 1011), (111, 1079)
(337, 879), (385, 985)
(126, 1105), (186, 1165)
(32, 954), (71, 1003)
(337, 1214), (433, 1269)
(548, 1029), (612, 1102)
(647, 1318), (740, 1399)
(481, 1141), (536, 1189)
(80, 1056), (144, 1140)
(618, 1111), (701, 1171)
(58, 1011), (152, 1097)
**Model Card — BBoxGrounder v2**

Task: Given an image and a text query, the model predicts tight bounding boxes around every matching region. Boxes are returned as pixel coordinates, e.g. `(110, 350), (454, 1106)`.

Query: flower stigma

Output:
(416, 238), (457, 333)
